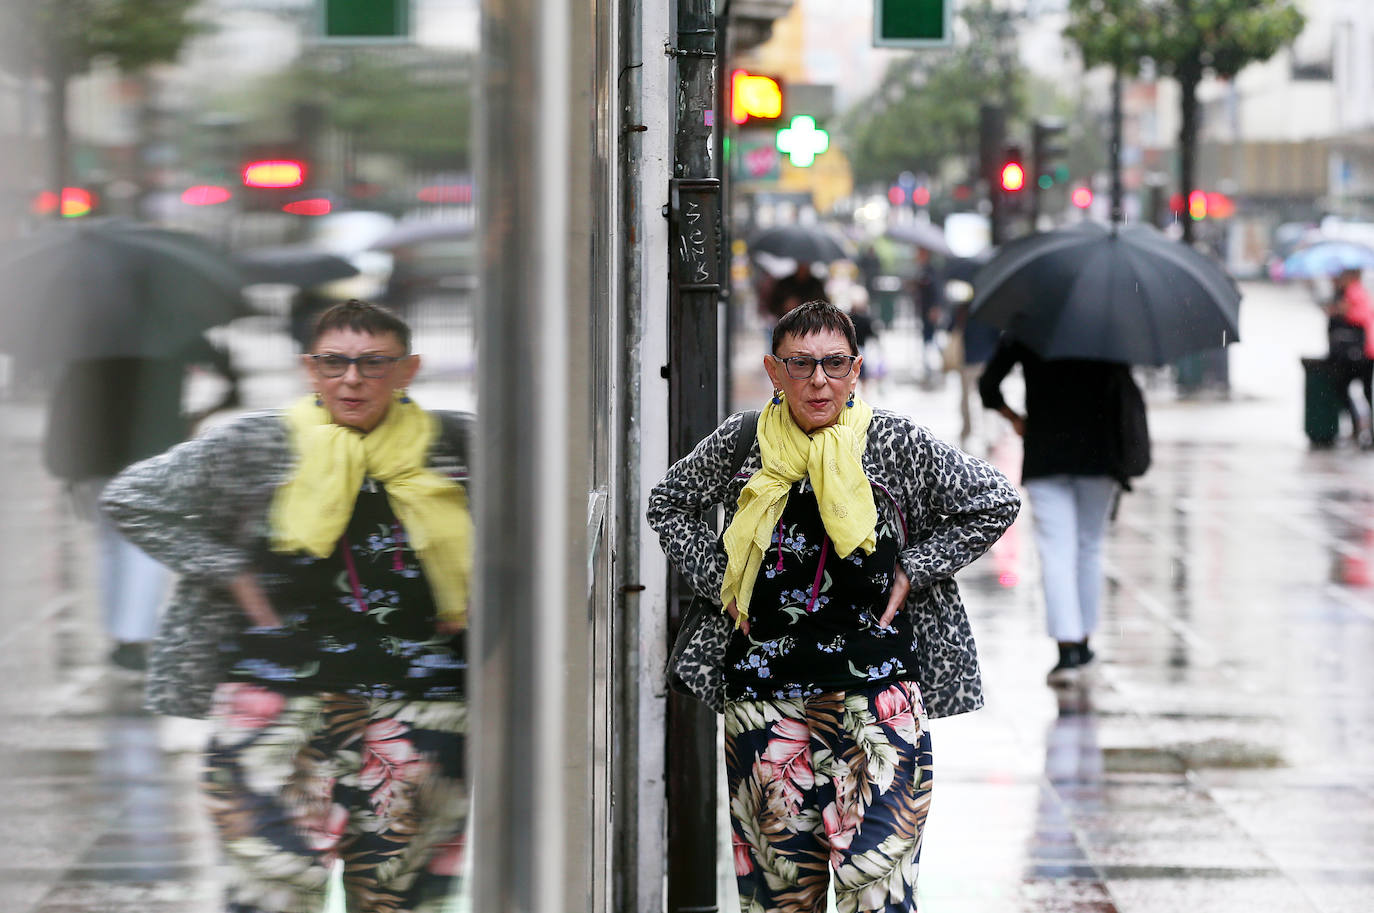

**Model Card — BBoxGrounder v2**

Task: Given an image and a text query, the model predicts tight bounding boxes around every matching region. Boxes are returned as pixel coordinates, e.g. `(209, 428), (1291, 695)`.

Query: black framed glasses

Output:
(773, 354), (857, 380)
(308, 354), (407, 378)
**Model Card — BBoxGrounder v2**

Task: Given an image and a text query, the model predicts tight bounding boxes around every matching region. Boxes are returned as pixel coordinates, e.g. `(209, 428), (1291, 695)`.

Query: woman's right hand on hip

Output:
(725, 599), (749, 636)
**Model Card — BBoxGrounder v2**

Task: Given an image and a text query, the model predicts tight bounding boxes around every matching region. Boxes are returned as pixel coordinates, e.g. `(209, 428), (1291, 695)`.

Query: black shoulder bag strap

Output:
(730, 410), (760, 478)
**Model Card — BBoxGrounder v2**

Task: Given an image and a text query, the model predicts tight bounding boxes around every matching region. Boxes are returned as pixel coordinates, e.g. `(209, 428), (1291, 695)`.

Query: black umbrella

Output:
(233, 246), (360, 287)
(944, 248), (995, 283)
(0, 218), (248, 363)
(368, 219), (475, 251)
(969, 222), (1241, 365)
(884, 220), (952, 257)
(748, 224), (849, 264)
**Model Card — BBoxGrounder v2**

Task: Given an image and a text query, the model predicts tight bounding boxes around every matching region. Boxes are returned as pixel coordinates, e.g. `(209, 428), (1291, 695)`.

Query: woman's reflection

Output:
(100, 300), (472, 911)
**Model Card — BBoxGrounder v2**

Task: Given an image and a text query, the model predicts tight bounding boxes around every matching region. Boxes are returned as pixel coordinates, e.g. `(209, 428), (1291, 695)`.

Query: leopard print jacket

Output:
(100, 410), (472, 718)
(647, 409), (1020, 718)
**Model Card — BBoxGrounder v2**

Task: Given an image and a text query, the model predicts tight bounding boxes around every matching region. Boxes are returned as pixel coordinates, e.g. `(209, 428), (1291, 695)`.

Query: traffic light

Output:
(1000, 147), (1025, 194)
(1032, 119), (1068, 186)
(1071, 186), (1093, 209)
(1188, 189), (1207, 221)
(1031, 118), (1067, 224)
(979, 103), (1008, 244)
(730, 70), (784, 125)
(1000, 159), (1025, 192)
(61, 187), (95, 217)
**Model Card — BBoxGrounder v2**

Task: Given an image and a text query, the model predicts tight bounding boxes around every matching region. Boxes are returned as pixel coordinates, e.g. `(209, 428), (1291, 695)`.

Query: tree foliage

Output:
(220, 49), (473, 173)
(840, 0), (1027, 188)
(5, 0), (203, 75)
(1067, 0), (1303, 79)
(1065, 0), (1304, 239)
(1, 0), (203, 196)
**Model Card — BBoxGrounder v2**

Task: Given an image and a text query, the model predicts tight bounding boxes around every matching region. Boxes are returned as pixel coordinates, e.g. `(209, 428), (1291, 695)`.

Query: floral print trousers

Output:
(204, 683), (467, 913)
(725, 681), (933, 913)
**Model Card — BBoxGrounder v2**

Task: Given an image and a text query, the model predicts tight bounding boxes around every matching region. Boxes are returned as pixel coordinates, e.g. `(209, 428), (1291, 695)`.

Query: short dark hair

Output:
(771, 299), (859, 355)
(309, 299), (412, 352)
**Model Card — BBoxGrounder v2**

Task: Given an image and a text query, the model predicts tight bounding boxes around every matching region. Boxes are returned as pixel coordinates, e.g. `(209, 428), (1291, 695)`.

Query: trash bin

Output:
(1302, 357), (1343, 447)
(872, 275), (901, 326)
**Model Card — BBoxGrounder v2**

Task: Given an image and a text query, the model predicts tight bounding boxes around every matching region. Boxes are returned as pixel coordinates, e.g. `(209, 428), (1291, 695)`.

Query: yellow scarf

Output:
(720, 395), (877, 623)
(270, 393), (472, 628)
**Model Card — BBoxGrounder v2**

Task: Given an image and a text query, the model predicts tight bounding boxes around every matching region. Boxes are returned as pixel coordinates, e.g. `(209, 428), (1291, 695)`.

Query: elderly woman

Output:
(102, 300), (470, 913)
(648, 300), (1019, 913)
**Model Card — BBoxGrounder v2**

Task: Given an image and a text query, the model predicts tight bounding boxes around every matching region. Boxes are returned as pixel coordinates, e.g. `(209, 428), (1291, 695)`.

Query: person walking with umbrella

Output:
(4, 219), (250, 670)
(966, 222), (1232, 685)
(979, 341), (1149, 684)
(43, 338), (240, 670)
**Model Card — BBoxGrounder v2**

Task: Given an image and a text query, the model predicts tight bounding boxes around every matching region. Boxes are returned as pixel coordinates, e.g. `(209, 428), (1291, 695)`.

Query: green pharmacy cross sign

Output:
(873, 0), (951, 48)
(776, 116), (829, 168)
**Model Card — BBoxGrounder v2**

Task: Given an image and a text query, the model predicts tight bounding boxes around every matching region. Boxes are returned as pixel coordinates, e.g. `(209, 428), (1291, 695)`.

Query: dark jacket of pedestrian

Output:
(43, 359), (187, 481)
(978, 338), (1145, 485)
(977, 335), (1149, 685)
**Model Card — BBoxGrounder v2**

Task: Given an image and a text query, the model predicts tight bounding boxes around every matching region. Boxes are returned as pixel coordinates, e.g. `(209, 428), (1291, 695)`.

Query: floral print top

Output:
(722, 477), (913, 702)
(222, 478), (465, 701)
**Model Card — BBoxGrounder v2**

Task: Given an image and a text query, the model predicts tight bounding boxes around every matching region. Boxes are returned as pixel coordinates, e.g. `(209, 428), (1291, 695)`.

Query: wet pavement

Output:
(2, 280), (1372, 912)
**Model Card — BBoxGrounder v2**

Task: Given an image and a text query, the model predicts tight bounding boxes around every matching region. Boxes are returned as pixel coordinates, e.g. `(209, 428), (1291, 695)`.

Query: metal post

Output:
(473, 0), (594, 908)
(980, 103), (1006, 245)
(1110, 66), (1124, 226)
(667, 0), (720, 908)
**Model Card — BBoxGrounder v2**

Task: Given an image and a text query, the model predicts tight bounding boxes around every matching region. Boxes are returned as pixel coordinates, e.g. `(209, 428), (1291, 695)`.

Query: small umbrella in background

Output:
(1279, 239), (1374, 279)
(0, 219), (247, 363)
(748, 224), (849, 264)
(232, 246), (360, 287)
(884, 220), (952, 257)
(368, 219), (475, 251)
(970, 221), (1241, 366)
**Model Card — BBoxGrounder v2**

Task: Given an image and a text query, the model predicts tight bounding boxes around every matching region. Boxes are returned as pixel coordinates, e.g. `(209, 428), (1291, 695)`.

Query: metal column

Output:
(472, 0), (596, 908)
(667, 0), (721, 909)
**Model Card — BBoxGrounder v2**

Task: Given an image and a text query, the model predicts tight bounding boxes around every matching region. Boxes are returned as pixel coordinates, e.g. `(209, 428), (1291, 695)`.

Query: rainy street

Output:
(0, 278), (1369, 912)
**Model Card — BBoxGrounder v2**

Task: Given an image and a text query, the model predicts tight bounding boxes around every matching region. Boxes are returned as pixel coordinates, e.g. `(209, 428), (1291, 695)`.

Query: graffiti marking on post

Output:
(670, 179), (720, 292)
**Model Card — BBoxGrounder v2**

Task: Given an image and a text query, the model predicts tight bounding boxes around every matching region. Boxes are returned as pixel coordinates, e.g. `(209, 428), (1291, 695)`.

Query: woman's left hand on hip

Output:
(880, 564), (911, 627)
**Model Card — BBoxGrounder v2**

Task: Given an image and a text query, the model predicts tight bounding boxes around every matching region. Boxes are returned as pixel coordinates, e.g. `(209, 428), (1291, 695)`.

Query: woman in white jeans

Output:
(979, 336), (1147, 683)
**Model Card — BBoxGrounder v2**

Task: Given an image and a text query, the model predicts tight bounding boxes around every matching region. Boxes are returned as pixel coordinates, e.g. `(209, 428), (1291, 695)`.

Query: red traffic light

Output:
(1188, 189), (1207, 220)
(1071, 186), (1093, 209)
(887, 185), (906, 206)
(1000, 162), (1025, 192)
(243, 160), (305, 188)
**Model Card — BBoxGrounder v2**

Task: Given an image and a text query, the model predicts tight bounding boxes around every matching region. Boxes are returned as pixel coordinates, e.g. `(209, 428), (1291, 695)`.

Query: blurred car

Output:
(303, 210), (398, 300)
